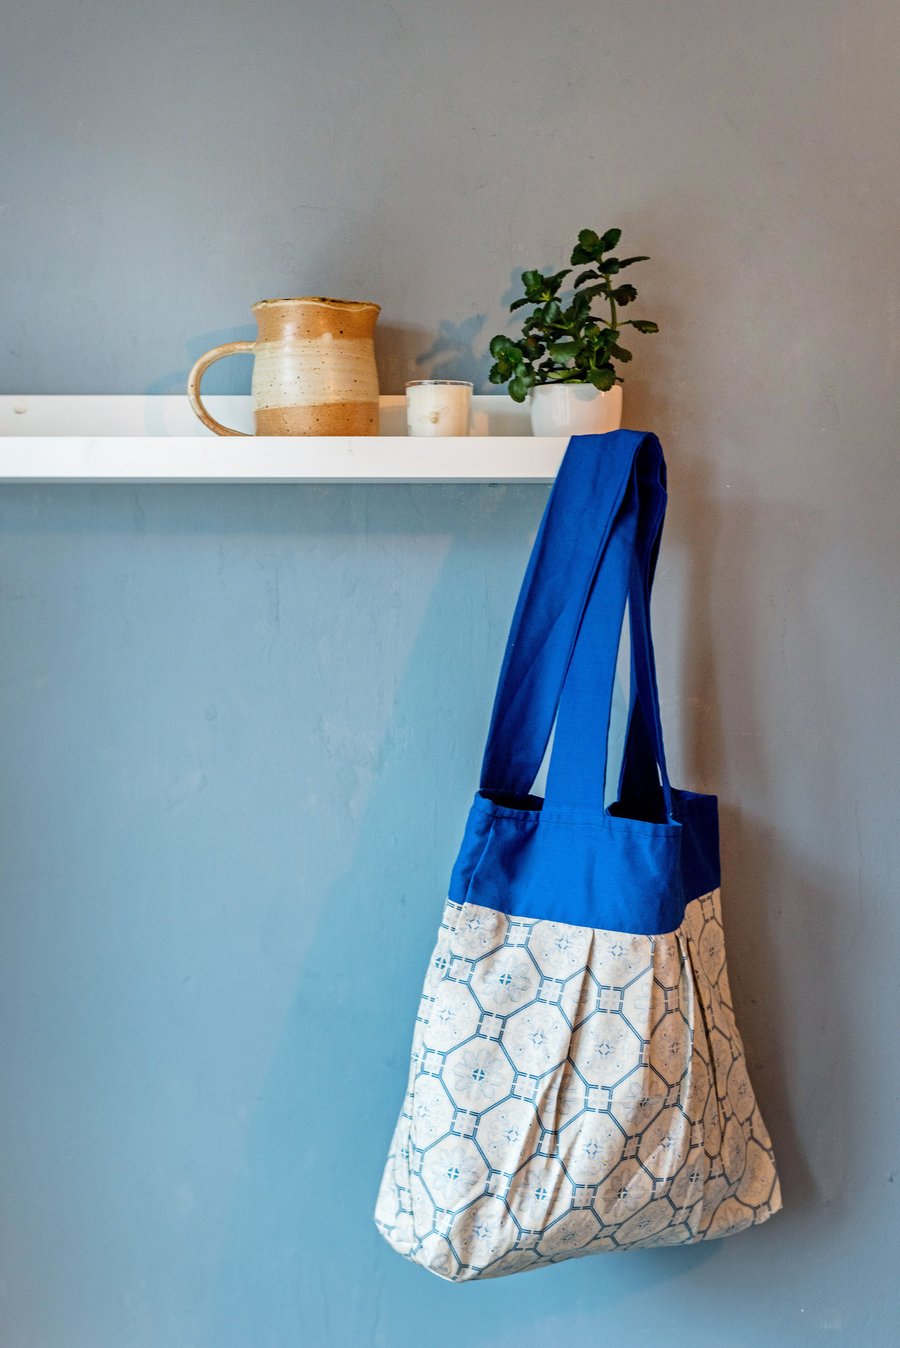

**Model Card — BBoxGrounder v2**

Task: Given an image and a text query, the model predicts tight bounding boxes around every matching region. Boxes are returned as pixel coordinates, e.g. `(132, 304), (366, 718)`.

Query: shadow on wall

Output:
(203, 475), (821, 1348)
(664, 457), (823, 1228)
(376, 316), (490, 393)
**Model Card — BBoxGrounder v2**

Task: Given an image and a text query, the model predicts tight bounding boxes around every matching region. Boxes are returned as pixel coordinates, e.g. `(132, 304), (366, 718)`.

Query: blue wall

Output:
(1, 478), (897, 1346)
(3, 0), (900, 1342)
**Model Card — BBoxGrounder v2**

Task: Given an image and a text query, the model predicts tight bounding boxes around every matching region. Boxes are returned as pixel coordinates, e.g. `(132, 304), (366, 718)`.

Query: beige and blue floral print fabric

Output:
(375, 891), (781, 1280)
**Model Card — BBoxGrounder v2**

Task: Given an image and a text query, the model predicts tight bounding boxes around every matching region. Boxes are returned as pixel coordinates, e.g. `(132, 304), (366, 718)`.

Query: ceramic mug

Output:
(187, 297), (381, 436)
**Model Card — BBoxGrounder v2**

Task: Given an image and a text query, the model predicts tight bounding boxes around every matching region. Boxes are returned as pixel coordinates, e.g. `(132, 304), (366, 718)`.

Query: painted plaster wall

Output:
(1, 2), (898, 1345)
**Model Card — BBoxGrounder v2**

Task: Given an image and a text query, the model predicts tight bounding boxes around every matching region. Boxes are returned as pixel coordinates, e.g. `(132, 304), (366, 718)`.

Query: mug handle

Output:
(187, 341), (256, 436)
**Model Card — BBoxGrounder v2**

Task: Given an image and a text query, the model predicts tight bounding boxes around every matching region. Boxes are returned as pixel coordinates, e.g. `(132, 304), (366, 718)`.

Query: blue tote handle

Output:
(544, 434), (673, 814)
(479, 430), (673, 817)
(616, 444), (673, 813)
(617, 489), (666, 806)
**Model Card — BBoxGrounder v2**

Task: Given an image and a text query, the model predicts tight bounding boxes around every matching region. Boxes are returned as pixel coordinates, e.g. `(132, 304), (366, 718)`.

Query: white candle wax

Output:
(406, 381), (472, 437)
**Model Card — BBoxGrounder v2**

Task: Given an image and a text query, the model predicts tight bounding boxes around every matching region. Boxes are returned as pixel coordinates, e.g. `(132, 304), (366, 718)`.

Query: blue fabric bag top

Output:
(376, 430), (781, 1281)
(450, 429), (719, 935)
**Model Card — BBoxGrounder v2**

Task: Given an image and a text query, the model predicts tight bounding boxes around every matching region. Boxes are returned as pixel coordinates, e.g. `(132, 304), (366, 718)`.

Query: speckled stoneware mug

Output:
(187, 297), (381, 436)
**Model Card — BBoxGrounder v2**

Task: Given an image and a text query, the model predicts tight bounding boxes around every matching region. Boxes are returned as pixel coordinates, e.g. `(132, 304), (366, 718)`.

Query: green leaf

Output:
(523, 318), (553, 344)
(610, 344), (633, 362)
(488, 364), (506, 385)
(548, 340), (581, 363)
(616, 255), (650, 268)
(544, 268), (571, 296)
(577, 284), (609, 304)
(611, 284), (638, 306)
(590, 366), (617, 391)
(573, 269), (603, 288)
(508, 376), (529, 403)
(521, 269), (546, 302)
(542, 299), (563, 325)
(628, 319), (659, 334)
(577, 228), (601, 254)
(509, 296), (530, 311)
(489, 334), (515, 359)
(598, 227), (622, 252)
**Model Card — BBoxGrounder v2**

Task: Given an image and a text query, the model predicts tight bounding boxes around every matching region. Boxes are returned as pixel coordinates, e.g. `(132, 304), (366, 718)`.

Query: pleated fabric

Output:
(375, 889), (780, 1280)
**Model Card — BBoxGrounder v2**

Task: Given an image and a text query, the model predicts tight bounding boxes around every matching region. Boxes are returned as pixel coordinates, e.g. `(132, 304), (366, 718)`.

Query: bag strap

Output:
(616, 448), (672, 812)
(617, 500), (665, 805)
(479, 430), (673, 817)
(543, 438), (673, 814)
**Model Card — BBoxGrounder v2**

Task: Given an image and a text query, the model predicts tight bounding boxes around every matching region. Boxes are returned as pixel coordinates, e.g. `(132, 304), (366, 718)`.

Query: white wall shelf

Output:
(0, 396), (566, 484)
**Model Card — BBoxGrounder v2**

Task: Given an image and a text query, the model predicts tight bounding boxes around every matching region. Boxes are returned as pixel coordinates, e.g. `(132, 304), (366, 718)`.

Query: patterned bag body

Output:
(375, 431), (781, 1280)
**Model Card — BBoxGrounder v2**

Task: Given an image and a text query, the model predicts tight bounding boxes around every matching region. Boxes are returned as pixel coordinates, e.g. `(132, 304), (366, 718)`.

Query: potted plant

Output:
(487, 227), (659, 436)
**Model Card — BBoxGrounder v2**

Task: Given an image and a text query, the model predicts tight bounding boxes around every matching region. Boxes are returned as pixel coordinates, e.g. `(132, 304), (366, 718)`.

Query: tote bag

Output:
(375, 430), (781, 1281)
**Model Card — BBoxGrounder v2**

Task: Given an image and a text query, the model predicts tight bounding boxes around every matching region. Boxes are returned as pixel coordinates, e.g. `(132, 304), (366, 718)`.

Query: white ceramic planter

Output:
(529, 382), (623, 437)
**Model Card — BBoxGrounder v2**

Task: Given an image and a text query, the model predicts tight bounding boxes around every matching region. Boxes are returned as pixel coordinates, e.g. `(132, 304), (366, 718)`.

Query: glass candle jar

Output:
(405, 380), (473, 436)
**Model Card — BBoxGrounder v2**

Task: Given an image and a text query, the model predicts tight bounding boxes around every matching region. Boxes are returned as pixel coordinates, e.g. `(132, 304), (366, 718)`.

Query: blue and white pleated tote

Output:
(375, 430), (781, 1280)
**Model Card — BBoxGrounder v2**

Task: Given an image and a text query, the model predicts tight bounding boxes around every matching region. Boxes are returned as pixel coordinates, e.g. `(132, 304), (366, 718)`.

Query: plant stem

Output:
(608, 291), (617, 332)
